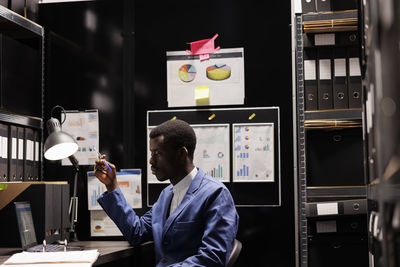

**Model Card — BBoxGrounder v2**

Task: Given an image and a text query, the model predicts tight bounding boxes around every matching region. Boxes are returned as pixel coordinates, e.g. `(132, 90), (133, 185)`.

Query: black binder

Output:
(0, 124), (8, 182)
(24, 128), (34, 181)
(316, 0), (331, 11)
(9, 125), (18, 181)
(33, 129), (40, 180)
(333, 47), (348, 109)
(301, 0), (316, 13)
(318, 47), (333, 110)
(304, 48), (318, 111)
(16, 126), (25, 181)
(347, 47), (362, 108)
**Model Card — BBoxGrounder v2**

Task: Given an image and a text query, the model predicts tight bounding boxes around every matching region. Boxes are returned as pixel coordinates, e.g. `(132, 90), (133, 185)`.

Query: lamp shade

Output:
(44, 117), (79, 160)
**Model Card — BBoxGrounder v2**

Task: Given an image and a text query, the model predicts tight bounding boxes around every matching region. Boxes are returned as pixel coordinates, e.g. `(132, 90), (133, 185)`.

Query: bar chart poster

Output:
(192, 124), (230, 182)
(233, 123), (274, 182)
(87, 169), (142, 210)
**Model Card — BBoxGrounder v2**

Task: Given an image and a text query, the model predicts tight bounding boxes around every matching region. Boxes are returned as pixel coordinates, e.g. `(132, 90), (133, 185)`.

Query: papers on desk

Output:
(1, 250), (99, 267)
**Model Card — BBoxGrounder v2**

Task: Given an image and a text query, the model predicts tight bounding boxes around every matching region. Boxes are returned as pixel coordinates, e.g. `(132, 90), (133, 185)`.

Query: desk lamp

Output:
(44, 105), (80, 241)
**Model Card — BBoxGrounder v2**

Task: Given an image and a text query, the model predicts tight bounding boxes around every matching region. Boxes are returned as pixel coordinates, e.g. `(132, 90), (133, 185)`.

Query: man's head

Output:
(149, 119), (196, 182)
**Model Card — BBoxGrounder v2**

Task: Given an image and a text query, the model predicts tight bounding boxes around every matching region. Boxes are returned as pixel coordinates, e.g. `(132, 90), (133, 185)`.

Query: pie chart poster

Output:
(166, 47), (245, 107)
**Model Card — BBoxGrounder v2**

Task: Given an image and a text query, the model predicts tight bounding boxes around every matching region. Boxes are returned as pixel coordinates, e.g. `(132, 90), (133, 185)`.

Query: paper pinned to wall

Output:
(192, 124), (230, 183)
(166, 47), (245, 107)
(62, 110), (99, 166)
(233, 123), (275, 182)
(87, 169), (142, 210)
(90, 210), (122, 237)
(147, 124), (230, 184)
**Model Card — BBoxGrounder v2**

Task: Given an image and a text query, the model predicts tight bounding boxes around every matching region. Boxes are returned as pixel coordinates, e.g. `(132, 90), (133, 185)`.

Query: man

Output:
(95, 119), (239, 266)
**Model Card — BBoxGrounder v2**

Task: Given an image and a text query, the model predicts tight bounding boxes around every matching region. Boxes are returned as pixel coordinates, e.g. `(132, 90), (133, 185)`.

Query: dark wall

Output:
(40, 0), (294, 266)
(134, 1), (294, 266)
(39, 0), (125, 240)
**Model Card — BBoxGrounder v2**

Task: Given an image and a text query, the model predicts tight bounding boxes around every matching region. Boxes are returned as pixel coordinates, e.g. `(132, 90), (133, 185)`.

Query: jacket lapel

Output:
(162, 168), (205, 241)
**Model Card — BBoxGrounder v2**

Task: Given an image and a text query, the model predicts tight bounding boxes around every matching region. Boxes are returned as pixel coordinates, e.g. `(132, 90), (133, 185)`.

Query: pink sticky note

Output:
(186, 34), (220, 60)
(199, 54), (210, 60)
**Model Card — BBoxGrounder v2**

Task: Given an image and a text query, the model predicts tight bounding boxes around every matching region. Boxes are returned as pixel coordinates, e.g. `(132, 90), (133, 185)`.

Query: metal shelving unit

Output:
(0, 5), (44, 181)
(293, 7), (367, 267)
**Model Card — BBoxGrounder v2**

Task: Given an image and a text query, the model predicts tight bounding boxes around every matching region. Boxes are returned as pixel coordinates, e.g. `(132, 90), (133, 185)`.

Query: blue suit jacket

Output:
(98, 168), (239, 267)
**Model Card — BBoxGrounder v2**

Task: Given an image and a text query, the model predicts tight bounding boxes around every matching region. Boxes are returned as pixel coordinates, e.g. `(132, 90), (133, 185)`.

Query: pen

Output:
(42, 239), (46, 252)
(64, 239), (67, 252)
(93, 147), (112, 173)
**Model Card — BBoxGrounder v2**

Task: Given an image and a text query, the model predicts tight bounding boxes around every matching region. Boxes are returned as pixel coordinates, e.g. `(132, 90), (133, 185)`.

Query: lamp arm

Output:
(68, 155), (79, 172)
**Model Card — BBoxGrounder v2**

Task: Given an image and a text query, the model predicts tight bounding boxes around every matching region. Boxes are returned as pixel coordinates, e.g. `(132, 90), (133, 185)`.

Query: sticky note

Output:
(186, 34), (221, 61)
(200, 54), (210, 61)
(195, 86), (210, 100)
(0, 184), (8, 191)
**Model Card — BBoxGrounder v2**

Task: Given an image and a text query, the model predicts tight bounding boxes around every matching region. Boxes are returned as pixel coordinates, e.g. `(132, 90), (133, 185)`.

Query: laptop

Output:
(14, 201), (71, 252)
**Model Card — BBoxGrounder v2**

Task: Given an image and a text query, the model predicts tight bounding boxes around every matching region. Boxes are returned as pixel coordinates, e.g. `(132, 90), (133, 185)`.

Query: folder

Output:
(316, 0), (331, 12)
(33, 129), (40, 180)
(301, 0), (316, 13)
(16, 126), (25, 181)
(347, 47), (362, 108)
(336, 31), (358, 47)
(304, 48), (318, 111)
(0, 124), (8, 182)
(317, 47), (333, 110)
(333, 47), (348, 109)
(24, 128), (34, 181)
(9, 125), (17, 181)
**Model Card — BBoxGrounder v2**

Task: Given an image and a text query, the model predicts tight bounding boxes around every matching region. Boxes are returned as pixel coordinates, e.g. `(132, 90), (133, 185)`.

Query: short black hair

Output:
(150, 119), (196, 161)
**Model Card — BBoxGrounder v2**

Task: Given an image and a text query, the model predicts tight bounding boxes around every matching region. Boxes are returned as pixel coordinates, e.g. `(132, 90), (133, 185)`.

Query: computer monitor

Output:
(14, 202), (38, 250)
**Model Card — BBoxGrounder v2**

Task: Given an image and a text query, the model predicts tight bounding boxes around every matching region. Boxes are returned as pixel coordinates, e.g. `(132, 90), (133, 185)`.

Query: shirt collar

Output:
(172, 167), (197, 194)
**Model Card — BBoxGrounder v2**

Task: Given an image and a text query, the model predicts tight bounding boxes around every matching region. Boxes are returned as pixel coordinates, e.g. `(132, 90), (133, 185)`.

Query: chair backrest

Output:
(227, 239), (242, 267)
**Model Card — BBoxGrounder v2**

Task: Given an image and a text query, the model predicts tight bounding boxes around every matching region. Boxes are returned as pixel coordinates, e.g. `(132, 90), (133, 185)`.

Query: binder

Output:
(9, 125), (18, 181)
(0, 124), (8, 181)
(347, 47), (362, 108)
(333, 47), (348, 109)
(316, 0), (331, 12)
(24, 128), (34, 181)
(16, 126), (25, 181)
(317, 47), (333, 110)
(301, 0), (316, 13)
(33, 129), (40, 180)
(304, 49), (318, 111)
(336, 31), (358, 47)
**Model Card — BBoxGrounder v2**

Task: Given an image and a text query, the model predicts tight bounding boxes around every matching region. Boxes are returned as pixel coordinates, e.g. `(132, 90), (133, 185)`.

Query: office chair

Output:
(227, 239), (242, 267)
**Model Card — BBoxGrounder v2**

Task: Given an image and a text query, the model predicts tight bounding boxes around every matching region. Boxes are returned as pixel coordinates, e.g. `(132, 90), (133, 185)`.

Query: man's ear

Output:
(179, 146), (189, 160)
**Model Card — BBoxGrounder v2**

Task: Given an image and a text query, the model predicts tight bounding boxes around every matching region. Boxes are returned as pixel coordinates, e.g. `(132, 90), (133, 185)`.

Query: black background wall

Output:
(40, 0), (294, 266)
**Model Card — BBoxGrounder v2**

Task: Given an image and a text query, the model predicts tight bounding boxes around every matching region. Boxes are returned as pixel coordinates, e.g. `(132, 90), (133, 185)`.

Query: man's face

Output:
(149, 135), (178, 182)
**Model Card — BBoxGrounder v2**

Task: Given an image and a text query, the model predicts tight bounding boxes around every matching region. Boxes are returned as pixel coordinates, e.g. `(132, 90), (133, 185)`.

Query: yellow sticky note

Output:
(0, 184), (8, 191)
(195, 86), (210, 101)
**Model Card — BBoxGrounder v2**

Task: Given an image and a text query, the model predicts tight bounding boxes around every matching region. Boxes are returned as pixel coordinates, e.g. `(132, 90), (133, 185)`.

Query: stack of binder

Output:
(0, 122), (41, 182)
(303, 36), (362, 111)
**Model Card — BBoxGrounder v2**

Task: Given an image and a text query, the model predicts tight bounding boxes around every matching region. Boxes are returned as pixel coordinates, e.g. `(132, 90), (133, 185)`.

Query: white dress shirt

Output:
(169, 167), (198, 215)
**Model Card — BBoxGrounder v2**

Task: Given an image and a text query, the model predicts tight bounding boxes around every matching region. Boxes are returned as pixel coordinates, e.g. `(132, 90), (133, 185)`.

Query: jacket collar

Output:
(162, 168), (205, 240)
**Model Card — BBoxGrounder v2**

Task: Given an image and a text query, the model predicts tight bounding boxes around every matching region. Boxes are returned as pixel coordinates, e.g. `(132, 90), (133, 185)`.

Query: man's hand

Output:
(94, 154), (118, 192)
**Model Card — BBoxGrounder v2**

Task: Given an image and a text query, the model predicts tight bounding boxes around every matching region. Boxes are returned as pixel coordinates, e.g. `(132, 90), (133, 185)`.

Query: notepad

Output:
(3, 250), (99, 266)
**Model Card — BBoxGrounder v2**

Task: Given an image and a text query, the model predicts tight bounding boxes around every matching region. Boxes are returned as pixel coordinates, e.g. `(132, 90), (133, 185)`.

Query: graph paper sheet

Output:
(192, 124), (230, 183)
(232, 123), (274, 182)
(147, 124), (230, 183)
(87, 170), (142, 210)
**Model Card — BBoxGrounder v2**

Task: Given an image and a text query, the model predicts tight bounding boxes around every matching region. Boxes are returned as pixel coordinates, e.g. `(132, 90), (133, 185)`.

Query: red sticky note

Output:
(186, 34), (220, 60)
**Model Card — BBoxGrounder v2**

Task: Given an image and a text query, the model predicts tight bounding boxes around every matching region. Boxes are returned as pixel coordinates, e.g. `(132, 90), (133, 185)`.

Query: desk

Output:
(0, 241), (154, 266)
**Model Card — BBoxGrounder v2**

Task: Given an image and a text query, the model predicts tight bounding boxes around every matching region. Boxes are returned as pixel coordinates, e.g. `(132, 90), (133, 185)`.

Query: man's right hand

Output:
(94, 154), (118, 192)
